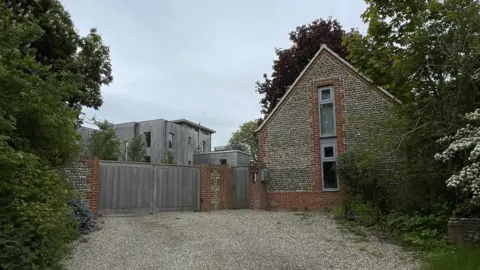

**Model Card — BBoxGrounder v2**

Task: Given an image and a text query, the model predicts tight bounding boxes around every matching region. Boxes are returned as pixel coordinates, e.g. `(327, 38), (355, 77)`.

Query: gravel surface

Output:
(66, 210), (421, 270)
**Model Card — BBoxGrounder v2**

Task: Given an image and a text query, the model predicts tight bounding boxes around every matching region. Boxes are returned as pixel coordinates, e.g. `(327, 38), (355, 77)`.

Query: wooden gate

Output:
(98, 161), (200, 215)
(232, 166), (249, 209)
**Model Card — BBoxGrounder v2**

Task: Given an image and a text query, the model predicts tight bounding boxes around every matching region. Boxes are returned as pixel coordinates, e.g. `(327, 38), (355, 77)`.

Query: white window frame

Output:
(321, 143), (340, 191)
(318, 86), (336, 138)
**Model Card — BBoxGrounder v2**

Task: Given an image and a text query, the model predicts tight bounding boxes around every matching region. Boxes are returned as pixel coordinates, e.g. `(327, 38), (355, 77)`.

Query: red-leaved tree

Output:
(256, 18), (350, 117)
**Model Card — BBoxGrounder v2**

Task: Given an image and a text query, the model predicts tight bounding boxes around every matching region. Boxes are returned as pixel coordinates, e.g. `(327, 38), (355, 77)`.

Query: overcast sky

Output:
(61, 0), (367, 147)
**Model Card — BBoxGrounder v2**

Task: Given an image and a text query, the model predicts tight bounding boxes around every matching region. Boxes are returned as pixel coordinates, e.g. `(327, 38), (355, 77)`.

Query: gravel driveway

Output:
(67, 210), (420, 270)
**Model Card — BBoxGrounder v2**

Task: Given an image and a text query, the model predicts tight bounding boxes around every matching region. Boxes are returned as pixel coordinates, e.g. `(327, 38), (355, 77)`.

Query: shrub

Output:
(337, 151), (393, 213)
(386, 213), (450, 251)
(352, 202), (378, 227)
(68, 199), (98, 234)
(0, 147), (78, 270)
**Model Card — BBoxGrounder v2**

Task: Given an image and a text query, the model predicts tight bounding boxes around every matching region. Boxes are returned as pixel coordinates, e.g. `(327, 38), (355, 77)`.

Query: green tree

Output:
(345, 0), (480, 213)
(228, 121), (259, 161)
(6, 0), (113, 111)
(256, 18), (351, 117)
(89, 119), (120, 160)
(0, 5), (80, 269)
(160, 150), (177, 165)
(127, 135), (146, 162)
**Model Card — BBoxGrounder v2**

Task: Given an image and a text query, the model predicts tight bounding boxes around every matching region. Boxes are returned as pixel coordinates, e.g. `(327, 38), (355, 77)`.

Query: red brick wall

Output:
(200, 165), (233, 211)
(79, 157), (100, 214)
(249, 130), (268, 209)
(248, 174), (267, 210)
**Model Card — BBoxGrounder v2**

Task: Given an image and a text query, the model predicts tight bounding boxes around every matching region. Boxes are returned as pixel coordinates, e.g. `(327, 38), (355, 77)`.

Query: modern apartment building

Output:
(114, 118), (215, 165)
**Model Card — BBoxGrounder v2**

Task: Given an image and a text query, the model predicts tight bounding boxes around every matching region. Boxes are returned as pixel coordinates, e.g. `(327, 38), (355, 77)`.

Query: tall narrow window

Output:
(202, 141), (207, 153)
(188, 137), (191, 145)
(321, 144), (339, 191)
(145, 156), (150, 163)
(168, 133), (174, 148)
(144, 132), (151, 147)
(318, 87), (336, 137)
(124, 141), (129, 161)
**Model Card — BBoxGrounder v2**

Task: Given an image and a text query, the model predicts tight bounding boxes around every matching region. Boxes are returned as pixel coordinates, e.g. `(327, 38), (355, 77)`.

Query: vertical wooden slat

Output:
(131, 167), (138, 209)
(98, 162), (202, 215)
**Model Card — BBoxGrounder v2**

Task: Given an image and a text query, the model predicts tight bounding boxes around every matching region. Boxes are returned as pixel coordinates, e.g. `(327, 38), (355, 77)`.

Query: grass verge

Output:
(426, 246), (480, 270)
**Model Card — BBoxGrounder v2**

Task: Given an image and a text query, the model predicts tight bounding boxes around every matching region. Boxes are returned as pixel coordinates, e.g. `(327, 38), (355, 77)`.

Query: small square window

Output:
(220, 159), (227, 165)
(324, 146), (334, 158)
(321, 89), (331, 100)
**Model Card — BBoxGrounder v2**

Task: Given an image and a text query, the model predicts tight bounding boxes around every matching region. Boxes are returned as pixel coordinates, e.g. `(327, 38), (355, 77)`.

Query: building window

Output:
(202, 141), (207, 153)
(145, 156), (150, 163)
(188, 137), (191, 145)
(321, 144), (339, 191)
(188, 160), (191, 165)
(124, 141), (129, 161)
(168, 133), (174, 148)
(318, 86), (335, 137)
(219, 159), (227, 165)
(145, 132), (151, 147)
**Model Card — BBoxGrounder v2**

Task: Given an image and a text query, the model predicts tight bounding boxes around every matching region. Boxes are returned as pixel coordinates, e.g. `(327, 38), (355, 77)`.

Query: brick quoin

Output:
(79, 157), (100, 214)
(200, 165), (233, 211)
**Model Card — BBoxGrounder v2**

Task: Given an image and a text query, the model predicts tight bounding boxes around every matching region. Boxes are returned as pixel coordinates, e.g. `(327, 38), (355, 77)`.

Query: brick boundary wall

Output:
(61, 158), (100, 214)
(82, 158), (100, 214)
(200, 165), (233, 211)
(448, 218), (480, 246)
(248, 174), (266, 210)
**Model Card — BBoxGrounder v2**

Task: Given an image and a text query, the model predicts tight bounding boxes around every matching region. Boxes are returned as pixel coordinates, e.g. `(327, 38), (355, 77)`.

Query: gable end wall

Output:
(259, 51), (393, 202)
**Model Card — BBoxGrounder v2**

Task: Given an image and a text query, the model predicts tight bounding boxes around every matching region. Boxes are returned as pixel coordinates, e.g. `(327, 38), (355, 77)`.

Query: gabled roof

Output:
(255, 44), (400, 133)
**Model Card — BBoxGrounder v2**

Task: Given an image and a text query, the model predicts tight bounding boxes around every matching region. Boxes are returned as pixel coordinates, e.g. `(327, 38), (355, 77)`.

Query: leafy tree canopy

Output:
(127, 135), (146, 162)
(256, 18), (350, 118)
(0, 3), (82, 166)
(6, 0), (113, 111)
(345, 0), (480, 212)
(161, 150), (176, 165)
(228, 120), (259, 161)
(89, 119), (120, 160)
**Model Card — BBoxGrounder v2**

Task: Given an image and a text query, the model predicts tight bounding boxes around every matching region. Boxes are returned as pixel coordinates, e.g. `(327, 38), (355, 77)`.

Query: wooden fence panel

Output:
(98, 161), (199, 215)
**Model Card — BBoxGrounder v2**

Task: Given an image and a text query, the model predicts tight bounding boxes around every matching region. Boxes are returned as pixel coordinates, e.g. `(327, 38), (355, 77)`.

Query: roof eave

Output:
(254, 44), (401, 133)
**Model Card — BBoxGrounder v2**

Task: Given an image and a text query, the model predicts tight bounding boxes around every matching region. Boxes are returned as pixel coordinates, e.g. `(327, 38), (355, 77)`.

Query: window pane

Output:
(321, 89), (331, 100)
(323, 161), (338, 189)
(324, 146), (334, 158)
(168, 133), (174, 148)
(145, 132), (151, 147)
(320, 103), (334, 136)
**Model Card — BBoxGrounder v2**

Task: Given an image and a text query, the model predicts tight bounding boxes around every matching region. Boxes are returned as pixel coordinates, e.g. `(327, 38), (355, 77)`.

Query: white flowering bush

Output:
(435, 109), (480, 201)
